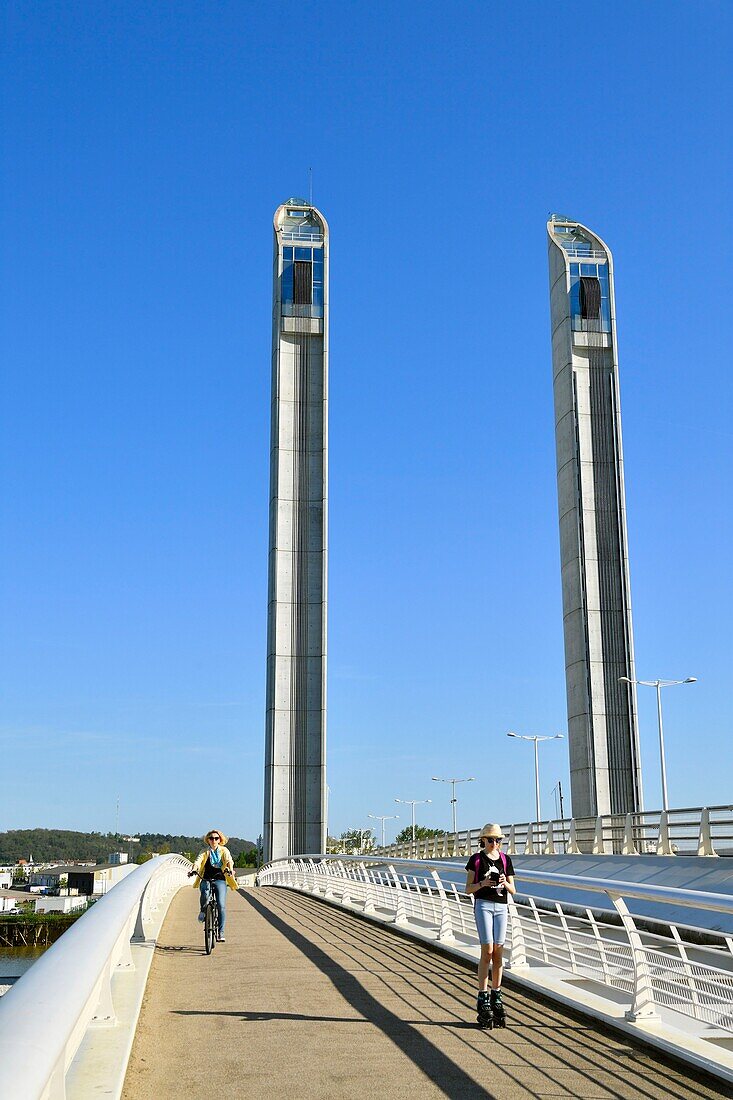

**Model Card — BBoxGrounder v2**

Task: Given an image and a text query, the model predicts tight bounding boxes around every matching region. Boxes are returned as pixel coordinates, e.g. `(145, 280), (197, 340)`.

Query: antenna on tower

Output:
(309, 167), (313, 206)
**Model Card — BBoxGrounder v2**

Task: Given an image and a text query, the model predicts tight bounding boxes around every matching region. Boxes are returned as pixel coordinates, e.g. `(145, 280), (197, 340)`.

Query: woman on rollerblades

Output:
(465, 823), (516, 1028)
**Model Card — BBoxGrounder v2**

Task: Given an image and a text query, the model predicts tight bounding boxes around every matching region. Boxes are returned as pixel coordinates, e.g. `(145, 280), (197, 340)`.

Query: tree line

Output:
(0, 828), (257, 865)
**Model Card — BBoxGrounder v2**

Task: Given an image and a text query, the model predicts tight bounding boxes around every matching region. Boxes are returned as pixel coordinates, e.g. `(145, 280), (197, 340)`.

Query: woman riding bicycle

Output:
(187, 829), (237, 942)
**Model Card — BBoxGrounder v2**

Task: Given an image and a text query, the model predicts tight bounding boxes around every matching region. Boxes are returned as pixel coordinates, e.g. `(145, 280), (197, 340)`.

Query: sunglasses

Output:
(208, 835), (220, 841)
(481, 836), (501, 843)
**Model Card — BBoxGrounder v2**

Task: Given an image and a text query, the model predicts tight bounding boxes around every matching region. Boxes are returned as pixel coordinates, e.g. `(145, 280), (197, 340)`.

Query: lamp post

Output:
(368, 813), (399, 849)
(506, 732), (564, 822)
(619, 676), (696, 812)
(394, 798), (432, 845)
(431, 776), (475, 835)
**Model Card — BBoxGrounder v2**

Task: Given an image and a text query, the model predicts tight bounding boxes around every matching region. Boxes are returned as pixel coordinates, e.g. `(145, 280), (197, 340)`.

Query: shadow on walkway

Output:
(248, 888), (732, 1100)
(244, 889), (496, 1099)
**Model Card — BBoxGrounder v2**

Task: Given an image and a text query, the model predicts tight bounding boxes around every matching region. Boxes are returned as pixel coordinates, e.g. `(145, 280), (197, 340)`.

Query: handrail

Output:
(375, 804), (733, 859)
(0, 854), (190, 1100)
(261, 854), (733, 915)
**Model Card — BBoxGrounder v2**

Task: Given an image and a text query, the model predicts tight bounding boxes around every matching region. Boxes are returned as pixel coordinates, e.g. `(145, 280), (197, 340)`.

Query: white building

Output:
(547, 216), (642, 817)
(264, 199), (329, 861)
(0, 890), (35, 914)
(35, 895), (87, 914)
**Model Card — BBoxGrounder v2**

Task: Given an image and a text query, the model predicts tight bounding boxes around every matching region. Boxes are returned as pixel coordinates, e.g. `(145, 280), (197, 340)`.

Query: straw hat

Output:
(479, 824), (505, 839)
(203, 829), (228, 845)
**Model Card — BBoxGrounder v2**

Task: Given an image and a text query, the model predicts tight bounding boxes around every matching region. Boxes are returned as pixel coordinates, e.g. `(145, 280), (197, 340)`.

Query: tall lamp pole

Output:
(506, 732), (564, 822)
(368, 813), (399, 849)
(431, 776), (475, 835)
(619, 676), (696, 812)
(394, 798), (432, 844)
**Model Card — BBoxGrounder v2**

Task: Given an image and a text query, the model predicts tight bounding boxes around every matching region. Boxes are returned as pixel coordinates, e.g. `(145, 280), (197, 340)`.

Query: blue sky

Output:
(1, 2), (731, 843)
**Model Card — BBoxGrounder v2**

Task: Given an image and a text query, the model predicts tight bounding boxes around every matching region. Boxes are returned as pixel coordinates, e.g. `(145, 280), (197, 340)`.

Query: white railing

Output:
(281, 228), (323, 242)
(379, 805), (733, 860)
(560, 247), (607, 259)
(0, 854), (191, 1100)
(258, 855), (733, 1037)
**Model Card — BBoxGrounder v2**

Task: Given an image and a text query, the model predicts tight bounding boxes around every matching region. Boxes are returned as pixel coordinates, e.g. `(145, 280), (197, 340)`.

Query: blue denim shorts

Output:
(474, 899), (508, 946)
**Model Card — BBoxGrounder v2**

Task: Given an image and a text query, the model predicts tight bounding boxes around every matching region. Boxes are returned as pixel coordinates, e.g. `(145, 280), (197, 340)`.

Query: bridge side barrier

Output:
(0, 854), (191, 1100)
(375, 805), (733, 859)
(258, 855), (733, 1056)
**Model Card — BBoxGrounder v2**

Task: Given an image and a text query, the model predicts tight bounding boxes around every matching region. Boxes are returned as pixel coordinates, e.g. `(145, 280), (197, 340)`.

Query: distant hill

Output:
(0, 828), (257, 864)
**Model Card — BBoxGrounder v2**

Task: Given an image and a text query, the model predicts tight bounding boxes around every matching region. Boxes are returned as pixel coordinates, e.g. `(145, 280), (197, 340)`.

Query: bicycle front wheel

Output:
(204, 902), (216, 954)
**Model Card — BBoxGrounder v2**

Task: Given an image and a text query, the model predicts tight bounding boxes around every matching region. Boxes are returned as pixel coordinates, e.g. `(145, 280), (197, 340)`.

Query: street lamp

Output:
(619, 676), (697, 812)
(431, 776), (475, 835)
(368, 813), (399, 849)
(506, 732), (564, 822)
(394, 798), (432, 844)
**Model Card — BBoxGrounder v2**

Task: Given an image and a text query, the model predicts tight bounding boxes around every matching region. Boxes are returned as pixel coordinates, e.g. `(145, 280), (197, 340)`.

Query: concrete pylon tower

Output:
(264, 199), (329, 861)
(547, 216), (642, 818)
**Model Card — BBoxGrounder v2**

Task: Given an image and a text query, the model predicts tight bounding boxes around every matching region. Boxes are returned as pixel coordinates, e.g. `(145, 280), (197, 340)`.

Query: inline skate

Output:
(476, 990), (493, 1029)
(490, 988), (506, 1028)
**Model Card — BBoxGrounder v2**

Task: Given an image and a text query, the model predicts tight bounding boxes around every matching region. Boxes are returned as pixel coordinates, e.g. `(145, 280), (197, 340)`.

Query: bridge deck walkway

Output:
(122, 886), (730, 1100)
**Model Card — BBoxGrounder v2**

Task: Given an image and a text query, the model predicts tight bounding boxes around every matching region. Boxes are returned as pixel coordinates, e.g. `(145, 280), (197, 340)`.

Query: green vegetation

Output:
(394, 826), (446, 844)
(0, 828), (256, 865)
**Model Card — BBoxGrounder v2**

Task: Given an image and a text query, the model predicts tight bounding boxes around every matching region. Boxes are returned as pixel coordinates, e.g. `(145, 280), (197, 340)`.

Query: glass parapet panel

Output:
(282, 303), (324, 319)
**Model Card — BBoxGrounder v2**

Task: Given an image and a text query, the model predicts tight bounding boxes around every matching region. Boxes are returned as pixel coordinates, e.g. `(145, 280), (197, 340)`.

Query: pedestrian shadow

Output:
(242, 891), (497, 1100)
(156, 945), (202, 955)
(172, 1009), (483, 1030)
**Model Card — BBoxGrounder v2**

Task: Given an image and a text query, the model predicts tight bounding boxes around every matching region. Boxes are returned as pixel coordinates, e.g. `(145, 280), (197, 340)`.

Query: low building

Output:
(0, 873), (11, 890)
(29, 866), (74, 890)
(35, 895), (87, 914)
(68, 862), (135, 896)
(0, 890), (36, 914)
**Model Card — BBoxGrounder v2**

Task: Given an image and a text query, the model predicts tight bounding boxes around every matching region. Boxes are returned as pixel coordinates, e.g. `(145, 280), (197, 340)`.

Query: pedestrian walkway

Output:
(122, 886), (732, 1100)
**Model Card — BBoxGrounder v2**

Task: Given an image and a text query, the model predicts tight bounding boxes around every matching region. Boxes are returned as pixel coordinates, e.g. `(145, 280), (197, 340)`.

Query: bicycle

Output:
(201, 880), (220, 955)
(188, 868), (222, 954)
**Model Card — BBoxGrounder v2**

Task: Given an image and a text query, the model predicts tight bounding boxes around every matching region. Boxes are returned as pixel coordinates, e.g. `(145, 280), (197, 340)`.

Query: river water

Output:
(0, 946), (46, 996)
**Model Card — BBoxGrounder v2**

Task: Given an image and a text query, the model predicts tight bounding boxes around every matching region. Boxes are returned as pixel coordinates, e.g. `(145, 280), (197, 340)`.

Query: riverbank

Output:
(0, 911), (83, 948)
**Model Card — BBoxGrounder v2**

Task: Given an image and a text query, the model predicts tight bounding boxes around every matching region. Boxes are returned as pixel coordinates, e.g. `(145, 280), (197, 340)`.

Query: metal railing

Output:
(379, 805), (733, 860)
(258, 855), (733, 1037)
(281, 228), (323, 243)
(0, 854), (191, 1100)
(559, 247), (607, 259)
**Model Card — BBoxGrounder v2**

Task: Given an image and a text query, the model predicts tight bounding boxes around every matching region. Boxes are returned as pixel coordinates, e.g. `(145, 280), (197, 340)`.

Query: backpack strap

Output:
(499, 851), (508, 875)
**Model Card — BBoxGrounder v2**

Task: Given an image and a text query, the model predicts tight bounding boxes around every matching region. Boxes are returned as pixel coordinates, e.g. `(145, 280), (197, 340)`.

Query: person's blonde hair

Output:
(203, 829), (228, 845)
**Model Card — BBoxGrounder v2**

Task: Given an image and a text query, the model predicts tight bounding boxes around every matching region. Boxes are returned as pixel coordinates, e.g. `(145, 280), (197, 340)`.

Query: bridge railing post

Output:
(622, 814), (638, 855)
(607, 891), (660, 1023)
(697, 807), (717, 857)
(566, 818), (582, 854)
(430, 870), (454, 942)
(592, 816), (609, 855)
(527, 897), (549, 963)
(670, 925), (701, 1013)
(586, 908), (611, 986)
(544, 821), (556, 856)
(525, 822), (535, 855)
(388, 865), (408, 925)
(656, 811), (674, 856)
(506, 895), (527, 969)
(554, 901), (577, 973)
